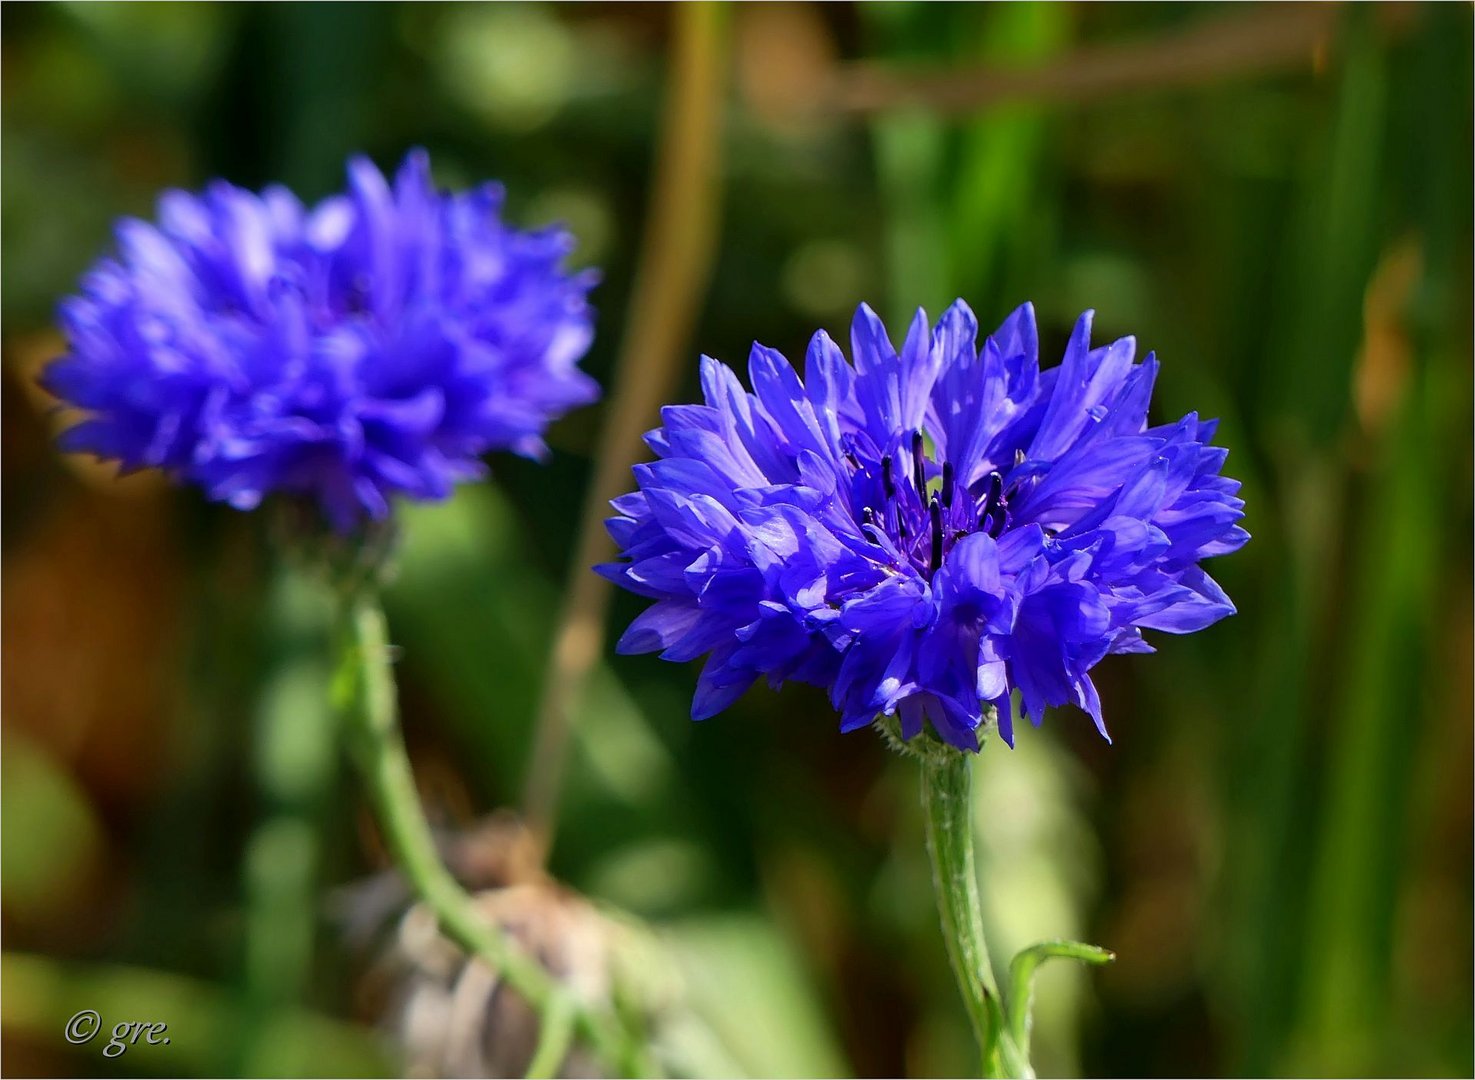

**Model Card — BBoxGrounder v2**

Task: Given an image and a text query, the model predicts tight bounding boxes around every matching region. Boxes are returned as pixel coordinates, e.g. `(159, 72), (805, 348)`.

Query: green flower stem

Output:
(525, 992), (576, 1079)
(920, 750), (1020, 1079)
(334, 586), (639, 1078)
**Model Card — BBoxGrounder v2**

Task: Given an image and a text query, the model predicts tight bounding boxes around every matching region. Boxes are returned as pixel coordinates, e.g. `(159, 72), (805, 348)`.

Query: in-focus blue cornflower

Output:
(601, 301), (1248, 751)
(42, 149), (599, 531)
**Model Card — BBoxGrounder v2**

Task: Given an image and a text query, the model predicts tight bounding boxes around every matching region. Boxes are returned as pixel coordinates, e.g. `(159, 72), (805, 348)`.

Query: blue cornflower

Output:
(601, 301), (1248, 751)
(42, 149), (599, 531)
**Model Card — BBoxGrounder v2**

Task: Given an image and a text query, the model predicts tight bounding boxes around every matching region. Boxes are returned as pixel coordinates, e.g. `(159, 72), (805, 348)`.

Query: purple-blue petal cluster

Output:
(42, 149), (599, 530)
(601, 301), (1248, 751)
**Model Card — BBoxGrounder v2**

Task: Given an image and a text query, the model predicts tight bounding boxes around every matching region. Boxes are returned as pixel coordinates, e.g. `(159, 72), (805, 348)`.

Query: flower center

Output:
(856, 429), (1012, 579)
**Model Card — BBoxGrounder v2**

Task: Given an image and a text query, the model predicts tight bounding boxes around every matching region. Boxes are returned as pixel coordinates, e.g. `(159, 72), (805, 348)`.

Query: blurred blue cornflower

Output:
(43, 149), (599, 531)
(601, 301), (1248, 751)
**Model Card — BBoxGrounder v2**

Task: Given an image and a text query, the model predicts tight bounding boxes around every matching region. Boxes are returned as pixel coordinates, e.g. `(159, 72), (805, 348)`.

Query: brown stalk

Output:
(823, 3), (1418, 116)
(521, 2), (728, 857)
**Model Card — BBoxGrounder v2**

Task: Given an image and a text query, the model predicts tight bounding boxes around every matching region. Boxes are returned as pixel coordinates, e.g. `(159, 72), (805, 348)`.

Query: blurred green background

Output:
(2, 3), (1470, 1077)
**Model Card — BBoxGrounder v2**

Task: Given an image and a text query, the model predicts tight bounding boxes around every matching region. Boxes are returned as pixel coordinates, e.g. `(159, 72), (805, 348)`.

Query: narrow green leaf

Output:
(1006, 940), (1115, 1063)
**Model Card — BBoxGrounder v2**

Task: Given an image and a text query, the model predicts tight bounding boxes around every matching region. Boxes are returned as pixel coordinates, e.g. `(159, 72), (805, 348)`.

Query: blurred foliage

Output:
(2, 3), (1470, 1078)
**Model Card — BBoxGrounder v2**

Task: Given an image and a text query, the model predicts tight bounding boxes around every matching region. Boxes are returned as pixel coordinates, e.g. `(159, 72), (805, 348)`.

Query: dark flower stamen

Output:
(977, 471), (1010, 538)
(941, 461), (955, 507)
(880, 454), (895, 499)
(983, 470), (1003, 506)
(929, 496), (943, 576)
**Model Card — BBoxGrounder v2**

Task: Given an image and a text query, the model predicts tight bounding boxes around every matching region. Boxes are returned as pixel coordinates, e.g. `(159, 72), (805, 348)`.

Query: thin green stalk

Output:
(525, 992), (575, 1079)
(919, 751), (1020, 1078)
(334, 586), (642, 1078)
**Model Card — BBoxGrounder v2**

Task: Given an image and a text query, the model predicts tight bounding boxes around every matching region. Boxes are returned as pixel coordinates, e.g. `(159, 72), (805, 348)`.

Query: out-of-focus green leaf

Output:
(665, 914), (850, 1078)
(1219, 10), (1392, 1074)
(60, 2), (232, 107)
(948, 3), (1069, 311)
(387, 486), (677, 811)
(0, 733), (102, 921)
(1290, 8), (1474, 1073)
